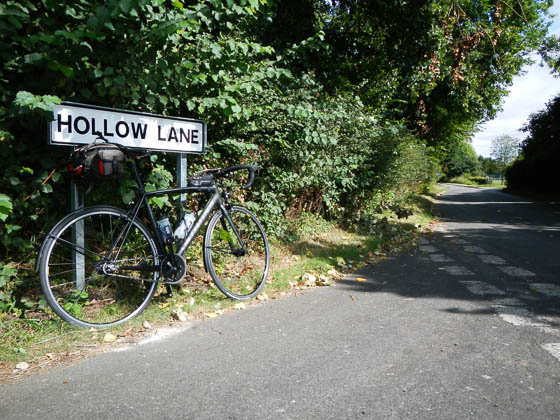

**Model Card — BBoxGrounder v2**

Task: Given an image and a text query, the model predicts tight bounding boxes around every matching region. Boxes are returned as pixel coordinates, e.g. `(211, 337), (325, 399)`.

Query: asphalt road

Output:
(1, 184), (560, 419)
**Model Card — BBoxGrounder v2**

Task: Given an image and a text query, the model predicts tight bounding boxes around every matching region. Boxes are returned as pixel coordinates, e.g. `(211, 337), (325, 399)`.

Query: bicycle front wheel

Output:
(39, 206), (159, 328)
(204, 206), (270, 300)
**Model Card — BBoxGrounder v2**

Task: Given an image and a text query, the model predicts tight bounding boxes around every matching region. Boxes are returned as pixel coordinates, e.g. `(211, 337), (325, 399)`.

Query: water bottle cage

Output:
(221, 190), (233, 210)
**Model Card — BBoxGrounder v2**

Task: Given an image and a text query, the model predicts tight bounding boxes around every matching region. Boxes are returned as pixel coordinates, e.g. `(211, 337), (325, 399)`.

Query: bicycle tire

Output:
(204, 206), (270, 300)
(39, 205), (159, 328)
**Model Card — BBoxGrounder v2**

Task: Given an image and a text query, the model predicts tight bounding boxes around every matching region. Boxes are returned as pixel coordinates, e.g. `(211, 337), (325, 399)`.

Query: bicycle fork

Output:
(175, 191), (247, 258)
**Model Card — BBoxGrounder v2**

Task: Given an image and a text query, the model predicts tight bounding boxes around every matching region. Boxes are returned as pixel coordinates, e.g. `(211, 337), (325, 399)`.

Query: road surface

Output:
(1, 184), (559, 419)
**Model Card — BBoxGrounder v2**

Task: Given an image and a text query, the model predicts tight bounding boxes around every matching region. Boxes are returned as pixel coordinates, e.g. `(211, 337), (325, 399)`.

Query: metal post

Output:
(177, 153), (188, 216)
(70, 183), (85, 290)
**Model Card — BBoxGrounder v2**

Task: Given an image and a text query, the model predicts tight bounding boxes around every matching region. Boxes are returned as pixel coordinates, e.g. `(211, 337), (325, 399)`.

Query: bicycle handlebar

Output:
(218, 163), (258, 190)
(191, 163), (258, 190)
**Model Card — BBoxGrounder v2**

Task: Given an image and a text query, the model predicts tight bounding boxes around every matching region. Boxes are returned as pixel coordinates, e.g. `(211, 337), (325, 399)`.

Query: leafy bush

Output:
(442, 142), (481, 179)
(448, 174), (491, 186)
(0, 0), (433, 317)
(470, 176), (492, 185)
(506, 95), (560, 193)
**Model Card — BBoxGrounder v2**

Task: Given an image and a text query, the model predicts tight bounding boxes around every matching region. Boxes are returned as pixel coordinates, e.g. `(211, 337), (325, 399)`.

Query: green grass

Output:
(0, 190), (438, 379)
(478, 179), (505, 189)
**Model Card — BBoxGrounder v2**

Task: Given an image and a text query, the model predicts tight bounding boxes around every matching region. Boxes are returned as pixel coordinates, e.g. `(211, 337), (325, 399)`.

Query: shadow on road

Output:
(305, 186), (560, 320)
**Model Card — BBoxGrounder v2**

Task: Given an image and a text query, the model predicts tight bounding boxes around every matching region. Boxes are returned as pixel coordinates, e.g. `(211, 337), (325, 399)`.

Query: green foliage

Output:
(0, 262), (19, 313)
(0, 194), (13, 223)
(449, 174), (492, 186)
(261, 0), (554, 151)
(442, 141), (481, 179)
(478, 156), (501, 175)
(506, 95), (560, 193)
(0, 0), (550, 318)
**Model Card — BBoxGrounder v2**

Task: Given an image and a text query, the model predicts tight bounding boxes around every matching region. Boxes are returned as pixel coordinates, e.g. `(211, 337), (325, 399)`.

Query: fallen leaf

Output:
(257, 293), (269, 301)
(143, 321), (152, 329)
(46, 353), (55, 360)
(187, 297), (195, 306)
(234, 302), (247, 310)
(206, 312), (218, 319)
(159, 302), (170, 309)
(103, 333), (117, 343)
(356, 278), (367, 282)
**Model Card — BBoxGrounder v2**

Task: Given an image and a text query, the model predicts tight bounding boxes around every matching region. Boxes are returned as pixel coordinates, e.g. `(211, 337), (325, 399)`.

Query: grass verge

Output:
(0, 193), (437, 382)
(447, 175), (505, 189)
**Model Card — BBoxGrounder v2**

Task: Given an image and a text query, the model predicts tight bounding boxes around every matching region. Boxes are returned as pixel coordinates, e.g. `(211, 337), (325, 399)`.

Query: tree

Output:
(259, 1), (554, 151)
(506, 95), (560, 192)
(478, 156), (501, 175)
(444, 141), (481, 178)
(491, 135), (520, 173)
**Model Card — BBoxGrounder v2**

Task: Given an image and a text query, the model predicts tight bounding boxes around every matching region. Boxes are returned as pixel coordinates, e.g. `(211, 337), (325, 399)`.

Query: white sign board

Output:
(49, 102), (206, 153)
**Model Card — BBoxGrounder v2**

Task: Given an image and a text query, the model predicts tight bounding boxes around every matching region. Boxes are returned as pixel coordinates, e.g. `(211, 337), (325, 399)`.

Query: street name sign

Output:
(49, 102), (206, 154)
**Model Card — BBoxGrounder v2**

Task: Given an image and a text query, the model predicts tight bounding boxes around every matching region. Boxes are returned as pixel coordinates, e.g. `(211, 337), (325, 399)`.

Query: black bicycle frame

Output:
(127, 160), (246, 261)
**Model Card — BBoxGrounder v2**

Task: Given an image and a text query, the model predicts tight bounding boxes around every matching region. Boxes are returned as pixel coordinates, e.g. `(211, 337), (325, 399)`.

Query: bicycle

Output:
(36, 143), (270, 329)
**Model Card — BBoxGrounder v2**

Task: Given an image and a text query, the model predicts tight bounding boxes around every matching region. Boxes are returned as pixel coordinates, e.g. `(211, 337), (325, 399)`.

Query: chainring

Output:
(160, 254), (187, 284)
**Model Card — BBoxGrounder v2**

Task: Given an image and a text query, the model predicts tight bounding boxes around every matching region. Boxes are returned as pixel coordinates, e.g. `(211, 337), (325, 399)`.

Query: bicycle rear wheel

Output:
(39, 206), (159, 328)
(204, 206), (270, 300)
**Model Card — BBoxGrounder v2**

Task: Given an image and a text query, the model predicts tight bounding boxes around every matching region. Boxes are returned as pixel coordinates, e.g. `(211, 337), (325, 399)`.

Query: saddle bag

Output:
(68, 140), (126, 185)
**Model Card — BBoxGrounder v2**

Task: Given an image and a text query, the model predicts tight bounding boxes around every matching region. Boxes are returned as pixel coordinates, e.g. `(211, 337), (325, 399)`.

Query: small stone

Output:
(302, 273), (317, 287)
(15, 362), (29, 371)
(173, 311), (188, 322)
(316, 274), (332, 286)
